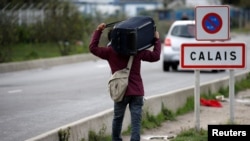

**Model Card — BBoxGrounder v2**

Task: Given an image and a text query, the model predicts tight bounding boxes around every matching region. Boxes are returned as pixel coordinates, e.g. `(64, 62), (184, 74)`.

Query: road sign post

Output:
(181, 42), (246, 130)
(180, 42), (246, 128)
(187, 5), (246, 131)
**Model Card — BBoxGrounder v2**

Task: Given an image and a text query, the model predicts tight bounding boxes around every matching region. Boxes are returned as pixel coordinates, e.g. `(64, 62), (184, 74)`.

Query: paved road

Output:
(0, 34), (249, 141)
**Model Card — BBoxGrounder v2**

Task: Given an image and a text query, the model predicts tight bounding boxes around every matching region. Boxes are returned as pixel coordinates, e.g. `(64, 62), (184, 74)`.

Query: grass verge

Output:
(5, 42), (88, 62)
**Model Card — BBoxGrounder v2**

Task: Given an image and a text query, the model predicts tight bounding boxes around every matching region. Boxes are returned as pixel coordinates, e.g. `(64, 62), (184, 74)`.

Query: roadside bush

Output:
(37, 1), (85, 55)
(0, 13), (19, 62)
(0, 1), (87, 62)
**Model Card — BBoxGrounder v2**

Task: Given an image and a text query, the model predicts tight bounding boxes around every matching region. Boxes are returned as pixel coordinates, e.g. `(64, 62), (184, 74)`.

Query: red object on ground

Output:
(200, 98), (222, 107)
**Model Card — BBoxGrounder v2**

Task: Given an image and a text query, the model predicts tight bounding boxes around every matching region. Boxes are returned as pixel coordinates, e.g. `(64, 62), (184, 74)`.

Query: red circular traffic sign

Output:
(202, 13), (222, 34)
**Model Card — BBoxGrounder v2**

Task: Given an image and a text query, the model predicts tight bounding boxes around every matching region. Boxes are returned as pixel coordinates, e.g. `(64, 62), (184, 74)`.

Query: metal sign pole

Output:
(194, 70), (200, 131)
(229, 69), (235, 123)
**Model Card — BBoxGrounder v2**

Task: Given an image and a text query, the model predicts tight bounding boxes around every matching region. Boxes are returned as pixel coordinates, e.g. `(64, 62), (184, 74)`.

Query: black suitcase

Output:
(110, 16), (156, 55)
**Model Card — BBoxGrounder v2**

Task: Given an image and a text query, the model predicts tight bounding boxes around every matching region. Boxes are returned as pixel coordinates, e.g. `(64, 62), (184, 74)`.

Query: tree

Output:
(239, 1), (250, 8)
(43, 1), (84, 55)
(222, 0), (250, 8)
(0, 0), (86, 58)
(0, 0), (47, 9)
(0, 12), (19, 62)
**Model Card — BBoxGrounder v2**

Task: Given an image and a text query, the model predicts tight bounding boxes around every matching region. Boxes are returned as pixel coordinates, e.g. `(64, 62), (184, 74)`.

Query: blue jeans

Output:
(112, 96), (144, 141)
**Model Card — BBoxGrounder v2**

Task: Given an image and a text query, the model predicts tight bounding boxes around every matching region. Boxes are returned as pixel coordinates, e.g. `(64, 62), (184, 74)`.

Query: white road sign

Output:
(195, 6), (230, 41)
(180, 43), (246, 69)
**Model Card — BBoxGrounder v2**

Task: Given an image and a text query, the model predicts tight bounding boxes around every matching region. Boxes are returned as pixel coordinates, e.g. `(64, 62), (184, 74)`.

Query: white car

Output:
(162, 20), (224, 72)
(163, 20), (196, 71)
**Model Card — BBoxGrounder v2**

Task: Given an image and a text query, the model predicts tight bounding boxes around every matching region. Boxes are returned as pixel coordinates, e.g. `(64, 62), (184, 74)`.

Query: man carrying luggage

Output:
(89, 22), (161, 141)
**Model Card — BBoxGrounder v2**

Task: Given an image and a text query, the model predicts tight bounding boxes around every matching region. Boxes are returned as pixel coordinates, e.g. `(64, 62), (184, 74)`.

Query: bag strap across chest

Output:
(126, 56), (134, 72)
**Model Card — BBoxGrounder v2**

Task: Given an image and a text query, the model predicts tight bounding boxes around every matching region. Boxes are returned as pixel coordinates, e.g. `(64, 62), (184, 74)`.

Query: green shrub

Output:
(171, 128), (207, 141)
(176, 96), (194, 116)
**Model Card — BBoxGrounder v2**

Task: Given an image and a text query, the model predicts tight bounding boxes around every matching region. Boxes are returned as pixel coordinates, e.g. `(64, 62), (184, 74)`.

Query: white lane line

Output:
(97, 64), (108, 68)
(8, 89), (23, 94)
